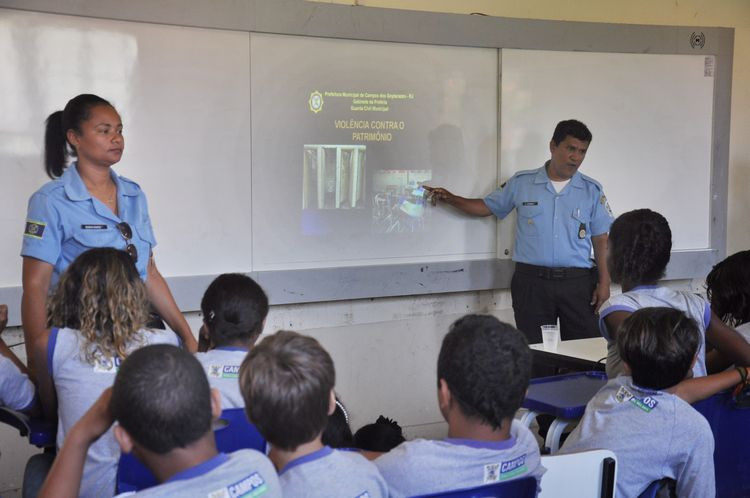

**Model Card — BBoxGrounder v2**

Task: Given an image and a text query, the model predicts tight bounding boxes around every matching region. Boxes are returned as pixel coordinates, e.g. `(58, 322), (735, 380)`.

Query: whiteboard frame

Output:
(0, 0), (731, 322)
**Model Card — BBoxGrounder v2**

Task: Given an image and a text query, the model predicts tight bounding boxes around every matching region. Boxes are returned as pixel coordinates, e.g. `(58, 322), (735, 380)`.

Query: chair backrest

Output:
(539, 449), (617, 498)
(413, 476), (537, 498)
(637, 478), (676, 498)
(0, 407), (56, 448)
(116, 407), (266, 493)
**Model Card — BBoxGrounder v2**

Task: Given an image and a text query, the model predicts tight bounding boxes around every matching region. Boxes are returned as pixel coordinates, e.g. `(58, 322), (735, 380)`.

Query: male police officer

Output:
(426, 120), (613, 344)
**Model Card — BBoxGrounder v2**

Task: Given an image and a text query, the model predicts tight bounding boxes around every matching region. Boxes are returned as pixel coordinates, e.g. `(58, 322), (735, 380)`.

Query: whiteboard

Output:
(500, 49), (715, 256)
(250, 33), (498, 270)
(0, 9), (252, 287)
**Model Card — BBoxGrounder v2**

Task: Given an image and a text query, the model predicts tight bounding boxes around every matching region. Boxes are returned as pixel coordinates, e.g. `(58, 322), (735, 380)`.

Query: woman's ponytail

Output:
(44, 110), (67, 179)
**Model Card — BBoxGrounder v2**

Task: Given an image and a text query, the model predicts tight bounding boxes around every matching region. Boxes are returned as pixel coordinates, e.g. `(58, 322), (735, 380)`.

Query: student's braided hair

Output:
(609, 209), (672, 287)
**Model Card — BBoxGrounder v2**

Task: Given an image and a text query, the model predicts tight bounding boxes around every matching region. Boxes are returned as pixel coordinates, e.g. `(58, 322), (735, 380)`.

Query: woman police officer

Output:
(21, 94), (197, 374)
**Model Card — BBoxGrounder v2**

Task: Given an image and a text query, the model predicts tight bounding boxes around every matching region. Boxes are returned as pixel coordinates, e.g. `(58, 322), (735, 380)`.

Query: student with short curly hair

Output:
(374, 314), (544, 497)
(598, 209), (750, 378)
(34, 248), (179, 498)
(195, 273), (268, 408)
(239, 330), (387, 497)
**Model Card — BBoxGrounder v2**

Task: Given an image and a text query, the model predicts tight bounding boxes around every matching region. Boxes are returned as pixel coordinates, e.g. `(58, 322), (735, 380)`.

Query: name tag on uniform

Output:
(522, 201), (538, 206)
(81, 224), (108, 230)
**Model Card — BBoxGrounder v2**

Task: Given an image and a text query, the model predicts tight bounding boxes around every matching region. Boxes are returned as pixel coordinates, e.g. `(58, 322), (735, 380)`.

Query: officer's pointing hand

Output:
(423, 186), (455, 206)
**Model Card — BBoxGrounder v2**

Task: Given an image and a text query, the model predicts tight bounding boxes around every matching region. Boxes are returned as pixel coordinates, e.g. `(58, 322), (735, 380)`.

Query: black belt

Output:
(514, 262), (593, 280)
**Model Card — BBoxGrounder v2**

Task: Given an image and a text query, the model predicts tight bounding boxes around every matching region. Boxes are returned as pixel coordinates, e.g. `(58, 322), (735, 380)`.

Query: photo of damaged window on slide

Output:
(303, 144), (433, 234)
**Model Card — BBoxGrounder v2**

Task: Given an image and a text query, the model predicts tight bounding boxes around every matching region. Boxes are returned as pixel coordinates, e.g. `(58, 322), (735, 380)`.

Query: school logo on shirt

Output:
(93, 356), (122, 374)
(484, 455), (528, 483)
(615, 386), (659, 413)
(24, 220), (46, 239)
(208, 471), (267, 498)
(208, 364), (240, 379)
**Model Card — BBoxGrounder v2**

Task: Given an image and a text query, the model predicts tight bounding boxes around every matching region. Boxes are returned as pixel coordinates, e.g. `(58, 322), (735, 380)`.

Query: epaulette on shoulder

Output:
(514, 168), (539, 178)
(578, 172), (604, 191)
(118, 175), (141, 188)
(35, 177), (65, 195)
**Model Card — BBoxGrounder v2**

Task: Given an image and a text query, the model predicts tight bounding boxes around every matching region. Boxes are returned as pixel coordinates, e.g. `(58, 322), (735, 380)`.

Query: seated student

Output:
(321, 396), (355, 449)
(37, 344), (281, 497)
(599, 209), (750, 378)
(34, 248), (179, 498)
(195, 273), (268, 409)
(559, 307), (744, 497)
(374, 314), (544, 497)
(705, 250), (750, 368)
(0, 304), (36, 412)
(239, 330), (388, 498)
(354, 415), (406, 453)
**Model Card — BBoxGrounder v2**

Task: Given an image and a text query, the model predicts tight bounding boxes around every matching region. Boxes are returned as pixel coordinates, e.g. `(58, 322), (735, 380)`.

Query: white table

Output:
(529, 337), (608, 366)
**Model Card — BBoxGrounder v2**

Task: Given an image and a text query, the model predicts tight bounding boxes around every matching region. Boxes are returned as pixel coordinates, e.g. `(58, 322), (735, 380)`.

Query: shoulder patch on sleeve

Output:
(600, 194), (613, 216)
(24, 220), (47, 239)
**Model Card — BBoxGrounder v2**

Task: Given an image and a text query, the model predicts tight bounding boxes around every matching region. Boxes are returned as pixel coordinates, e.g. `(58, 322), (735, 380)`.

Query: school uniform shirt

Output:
(560, 375), (715, 498)
(483, 164), (613, 269)
(0, 354), (35, 411)
(21, 163), (156, 287)
(117, 450), (281, 497)
(194, 347), (248, 409)
(279, 446), (388, 498)
(598, 285), (711, 379)
(49, 326), (179, 498)
(374, 420), (545, 498)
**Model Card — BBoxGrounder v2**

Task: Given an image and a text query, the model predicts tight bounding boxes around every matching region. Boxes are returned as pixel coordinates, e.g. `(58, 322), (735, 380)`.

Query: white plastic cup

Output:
(540, 324), (560, 352)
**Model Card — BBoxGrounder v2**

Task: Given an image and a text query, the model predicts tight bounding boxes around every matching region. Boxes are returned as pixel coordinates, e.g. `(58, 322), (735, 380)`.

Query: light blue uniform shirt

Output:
(0, 354), (35, 412)
(375, 420), (544, 498)
(598, 285), (712, 380)
(279, 446), (387, 498)
(484, 164), (613, 268)
(195, 346), (249, 409)
(117, 450), (282, 497)
(49, 326), (179, 498)
(561, 376), (715, 498)
(21, 164), (156, 286)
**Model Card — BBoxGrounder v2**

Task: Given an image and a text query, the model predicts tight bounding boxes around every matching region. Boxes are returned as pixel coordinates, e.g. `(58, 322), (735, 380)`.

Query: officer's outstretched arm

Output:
(423, 186), (492, 217)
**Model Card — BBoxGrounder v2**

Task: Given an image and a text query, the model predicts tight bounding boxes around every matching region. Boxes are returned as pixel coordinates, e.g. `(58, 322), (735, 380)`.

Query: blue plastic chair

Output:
(693, 390), (750, 498)
(0, 407), (56, 448)
(413, 476), (537, 498)
(520, 371), (608, 453)
(116, 408), (266, 493)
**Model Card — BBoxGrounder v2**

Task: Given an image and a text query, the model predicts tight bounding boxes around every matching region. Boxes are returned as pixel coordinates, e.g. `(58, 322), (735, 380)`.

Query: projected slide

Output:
(251, 33), (498, 270)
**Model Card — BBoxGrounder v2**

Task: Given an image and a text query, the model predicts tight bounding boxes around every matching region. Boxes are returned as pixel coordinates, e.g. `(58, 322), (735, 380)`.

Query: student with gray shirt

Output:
(240, 330), (388, 498)
(375, 315), (544, 497)
(562, 307), (720, 497)
(195, 273), (269, 408)
(598, 209), (750, 379)
(33, 249), (179, 498)
(37, 344), (281, 498)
